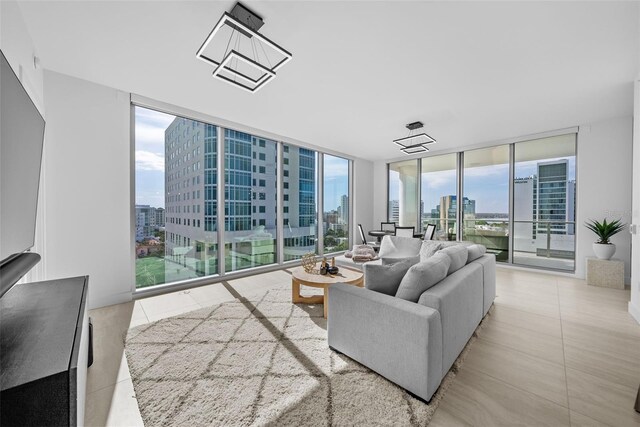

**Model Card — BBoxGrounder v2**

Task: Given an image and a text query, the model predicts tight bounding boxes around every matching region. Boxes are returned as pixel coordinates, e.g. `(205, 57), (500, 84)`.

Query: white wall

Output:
(630, 80), (640, 323)
(576, 116), (633, 282)
(372, 116), (634, 282)
(352, 158), (374, 244)
(1, 0), (47, 282)
(43, 71), (132, 309)
(372, 160), (388, 229)
(0, 1), (43, 112)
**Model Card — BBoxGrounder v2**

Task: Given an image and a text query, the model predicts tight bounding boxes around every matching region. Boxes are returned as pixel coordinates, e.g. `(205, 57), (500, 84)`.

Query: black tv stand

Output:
(1, 276), (91, 426)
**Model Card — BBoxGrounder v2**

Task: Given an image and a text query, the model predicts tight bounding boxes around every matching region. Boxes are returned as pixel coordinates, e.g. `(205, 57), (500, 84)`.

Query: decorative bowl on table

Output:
(301, 253), (317, 273)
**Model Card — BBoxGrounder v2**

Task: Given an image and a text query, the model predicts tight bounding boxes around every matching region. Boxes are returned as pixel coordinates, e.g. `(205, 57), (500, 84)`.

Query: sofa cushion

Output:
(378, 235), (422, 260)
(381, 255), (420, 266)
(439, 245), (469, 275)
(395, 253), (451, 302)
(419, 241), (443, 262)
(466, 244), (487, 263)
(363, 257), (419, 296)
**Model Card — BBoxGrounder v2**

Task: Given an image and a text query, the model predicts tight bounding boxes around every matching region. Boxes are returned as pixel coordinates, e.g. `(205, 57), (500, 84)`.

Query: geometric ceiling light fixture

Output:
(196, 2), (292, 93)
(393, 121), (436, 155)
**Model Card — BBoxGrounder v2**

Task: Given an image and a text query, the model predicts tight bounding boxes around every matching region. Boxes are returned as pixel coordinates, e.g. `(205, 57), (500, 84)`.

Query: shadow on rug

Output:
(125, 284), (489, 426)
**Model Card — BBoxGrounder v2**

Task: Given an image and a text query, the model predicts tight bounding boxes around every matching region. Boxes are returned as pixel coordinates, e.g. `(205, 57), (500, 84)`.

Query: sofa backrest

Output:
(439, 245), (469, 275)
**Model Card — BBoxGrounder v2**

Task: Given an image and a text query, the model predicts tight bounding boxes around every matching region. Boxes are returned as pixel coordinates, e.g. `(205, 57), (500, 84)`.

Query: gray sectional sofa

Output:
(327, 236), (496, 402)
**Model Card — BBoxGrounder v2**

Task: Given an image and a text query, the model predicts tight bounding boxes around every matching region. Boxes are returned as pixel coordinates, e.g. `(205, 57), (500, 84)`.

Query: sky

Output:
(390, 156), (576, 215)
(323, 155), (349, 211)
(134, 107), (349, 211)
(135, 107), (174, 208)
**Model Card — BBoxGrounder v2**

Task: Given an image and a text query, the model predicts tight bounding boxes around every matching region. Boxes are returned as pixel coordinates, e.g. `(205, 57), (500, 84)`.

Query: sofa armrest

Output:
(327, 283), (443, 402)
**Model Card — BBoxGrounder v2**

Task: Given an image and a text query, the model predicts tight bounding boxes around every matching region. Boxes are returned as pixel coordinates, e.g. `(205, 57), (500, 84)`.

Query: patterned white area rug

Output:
(125, 284), (484, 426)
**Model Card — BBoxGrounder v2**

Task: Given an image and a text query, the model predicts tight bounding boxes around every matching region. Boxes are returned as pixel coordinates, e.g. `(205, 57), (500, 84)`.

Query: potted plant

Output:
(584, 218), (626, 260)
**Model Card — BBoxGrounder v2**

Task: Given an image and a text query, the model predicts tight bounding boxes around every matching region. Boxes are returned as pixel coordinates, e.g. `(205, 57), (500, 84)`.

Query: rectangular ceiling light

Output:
(401, 145), (429, 155)
(393, 133), (436, 148)
(212, 50), (275, 92)
(196, 13), (292, 73)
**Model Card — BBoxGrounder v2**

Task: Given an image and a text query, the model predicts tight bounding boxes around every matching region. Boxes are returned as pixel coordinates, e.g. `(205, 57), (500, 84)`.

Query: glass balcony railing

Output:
(513, 220), (575, 271)
(421, 218), (457, 241)
(422, 218), (576, 271)
(462, 219), (510, 262)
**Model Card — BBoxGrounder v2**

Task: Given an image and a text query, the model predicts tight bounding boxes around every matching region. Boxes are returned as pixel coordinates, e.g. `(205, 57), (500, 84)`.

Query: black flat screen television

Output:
(0, 50), (45, 271)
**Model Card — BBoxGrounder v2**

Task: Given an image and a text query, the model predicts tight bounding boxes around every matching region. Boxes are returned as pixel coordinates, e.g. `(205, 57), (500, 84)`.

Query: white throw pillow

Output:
(419, 241), (443, 262)
(378, 235), (422, 259)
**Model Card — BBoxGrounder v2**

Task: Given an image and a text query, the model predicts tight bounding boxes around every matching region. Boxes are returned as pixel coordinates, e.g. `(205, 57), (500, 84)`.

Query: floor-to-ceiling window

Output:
(134, 103), (353, 290)
(224, 130), (278, 272)
(462, 145), (510, 261)
(283, 144), (318, 260)
(323, 155), (350, 253)
(387, 131), (577, 271)
(513, 134), (576, 270)
(388, 160), (418, 228)
(134, 106), (219, 288)
(421, 154), (457, 240)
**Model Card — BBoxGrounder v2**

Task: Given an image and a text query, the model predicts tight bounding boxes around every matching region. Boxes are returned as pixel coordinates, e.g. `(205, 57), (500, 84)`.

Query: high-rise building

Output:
(135, 204), (161, 241)
(513, 160), (575, 242)
(431, 195), (475, 231)
(164, 118), (317, 268)
(163, 118), (213, 269)
(514, 176), (535, 239)
(338, 194), (349, 224)
(388, 200), (399, 223)
(155, 208), (165, 228)
(537, 160), (572, 235)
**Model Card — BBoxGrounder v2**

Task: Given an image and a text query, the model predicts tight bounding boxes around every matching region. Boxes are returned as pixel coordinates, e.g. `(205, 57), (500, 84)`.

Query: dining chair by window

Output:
(394, 226), (415, 238)
(423, 224), (436, 241)
(381, 222), (396, 233)
(358, 224), (377, 245)
(358, 224), (380, 250)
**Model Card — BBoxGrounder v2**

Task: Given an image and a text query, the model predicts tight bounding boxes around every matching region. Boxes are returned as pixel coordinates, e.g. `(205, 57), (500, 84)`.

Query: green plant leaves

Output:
(584, 218), (626, 244)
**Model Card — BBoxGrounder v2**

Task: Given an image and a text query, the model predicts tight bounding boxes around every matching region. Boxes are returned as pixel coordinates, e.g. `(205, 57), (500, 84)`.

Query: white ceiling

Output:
(17, 1), (639, 161)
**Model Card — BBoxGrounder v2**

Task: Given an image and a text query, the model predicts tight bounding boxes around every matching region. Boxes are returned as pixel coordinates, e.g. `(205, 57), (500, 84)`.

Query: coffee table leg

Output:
(323, 286), (329, 318)
(292, 278), (302, 303)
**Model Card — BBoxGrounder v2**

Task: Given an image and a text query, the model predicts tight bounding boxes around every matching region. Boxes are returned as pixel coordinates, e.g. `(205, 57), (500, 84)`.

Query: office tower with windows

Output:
(388, 200), (399, 223)
(514, 176), (536, 239)
(135, 204), (159, 241)
(154, 207), (165, 228)
(281, 145), (318, 260)
(165, 119), (320, 271)
(432, 195), (475, 231)
(163, 118), (214, 276)
(537, 160), (572, 235)
(338, 194), (349, 225)
(513, 160), (575, 251)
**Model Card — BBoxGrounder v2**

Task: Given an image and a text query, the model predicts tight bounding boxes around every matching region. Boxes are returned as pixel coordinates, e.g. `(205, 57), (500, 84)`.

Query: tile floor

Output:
(85, 268), (640, 426)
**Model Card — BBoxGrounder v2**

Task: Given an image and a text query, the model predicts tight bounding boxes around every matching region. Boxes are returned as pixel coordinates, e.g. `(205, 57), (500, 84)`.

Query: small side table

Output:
(586, 257), (624, 289)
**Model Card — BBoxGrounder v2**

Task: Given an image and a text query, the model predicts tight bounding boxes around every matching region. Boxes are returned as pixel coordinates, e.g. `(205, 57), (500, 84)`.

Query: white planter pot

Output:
(593, 243), (616, 260)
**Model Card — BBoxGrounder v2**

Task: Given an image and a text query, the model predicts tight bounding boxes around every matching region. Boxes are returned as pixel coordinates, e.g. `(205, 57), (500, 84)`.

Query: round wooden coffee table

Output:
(290, 264), (364, 318)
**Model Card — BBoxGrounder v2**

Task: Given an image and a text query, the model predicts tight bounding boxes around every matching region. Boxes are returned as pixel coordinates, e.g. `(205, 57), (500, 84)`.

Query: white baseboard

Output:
(89, 291), (132, 310)
(629, 301), (640, 325)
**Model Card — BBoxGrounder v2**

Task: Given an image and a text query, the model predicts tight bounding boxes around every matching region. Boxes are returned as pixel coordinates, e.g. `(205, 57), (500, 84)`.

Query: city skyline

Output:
(389, 157), (576, 215)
